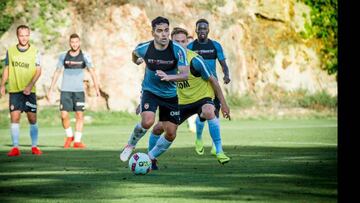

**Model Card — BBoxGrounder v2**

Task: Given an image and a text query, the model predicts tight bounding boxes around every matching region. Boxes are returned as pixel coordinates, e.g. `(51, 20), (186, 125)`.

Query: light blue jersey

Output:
(187, 39), (225, 79)
(56, 50), (93, 92)
(134, 40), (188, 98)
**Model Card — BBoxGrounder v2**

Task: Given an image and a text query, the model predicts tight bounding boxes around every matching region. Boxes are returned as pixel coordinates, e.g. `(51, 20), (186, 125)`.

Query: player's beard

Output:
(18, 40), (29, 47)
(71, 46), (80, 52)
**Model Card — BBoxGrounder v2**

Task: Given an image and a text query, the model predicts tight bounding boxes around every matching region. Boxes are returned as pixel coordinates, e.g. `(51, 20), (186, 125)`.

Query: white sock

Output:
(148, 135), (172, 159)
(11, 123), (20, 147)
(65, 127), (73, 137)
(128, 123), (148, 147)
(74, 131), (82, 142)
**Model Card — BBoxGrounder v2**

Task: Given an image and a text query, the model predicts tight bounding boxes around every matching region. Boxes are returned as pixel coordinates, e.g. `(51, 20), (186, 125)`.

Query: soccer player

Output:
(148, 27), (231, 166)
(47, 33), (100, 149)
(0, 25), (42, 156)
(119, 17), (189, 169)
(187, 18), (231, 155)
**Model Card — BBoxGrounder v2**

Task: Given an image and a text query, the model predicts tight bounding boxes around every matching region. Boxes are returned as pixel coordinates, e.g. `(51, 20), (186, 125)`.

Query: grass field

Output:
(0, 118), (337, 202)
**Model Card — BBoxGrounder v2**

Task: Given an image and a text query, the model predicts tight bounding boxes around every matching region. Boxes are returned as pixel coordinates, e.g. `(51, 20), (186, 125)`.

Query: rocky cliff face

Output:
(0, 0), (337, 111)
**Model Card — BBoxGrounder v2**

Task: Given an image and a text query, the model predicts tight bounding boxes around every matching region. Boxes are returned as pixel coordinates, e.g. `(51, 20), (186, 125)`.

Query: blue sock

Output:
(11, 123), (20, 147)
(207, 118), (223, 154)
(30, 123), (38, 147)
(195, 116), (205, 140)
(148, 132), (161, 152)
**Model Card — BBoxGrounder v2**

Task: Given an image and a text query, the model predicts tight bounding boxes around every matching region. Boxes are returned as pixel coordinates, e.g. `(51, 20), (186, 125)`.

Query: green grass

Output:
(0, 119), (337, 202)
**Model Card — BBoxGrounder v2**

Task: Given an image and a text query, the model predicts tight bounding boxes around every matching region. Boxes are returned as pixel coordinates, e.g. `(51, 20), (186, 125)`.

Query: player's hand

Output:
(155, 70), (169, 81)
(23, 86), (32, 95)
(221, 104), (231, 120)
(135, 104), (141, 115)
(135, 58), (144, 65)
(0, 85), (5, 98)
(223, 75), (231, 84)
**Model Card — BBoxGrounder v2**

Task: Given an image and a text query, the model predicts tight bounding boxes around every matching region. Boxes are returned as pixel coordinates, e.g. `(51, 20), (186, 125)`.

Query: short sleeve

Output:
(134, 41), (150, 58)
(35, 50), (41, 66)
(56, 53), (66, 69)
(83, 52), (93, 68)
(187, 41), (194, 50)
(192, 56), (211, 80)
(213, 41), (225, 61)
(4, 51), (9, 66)
(173, 41), (188, 67)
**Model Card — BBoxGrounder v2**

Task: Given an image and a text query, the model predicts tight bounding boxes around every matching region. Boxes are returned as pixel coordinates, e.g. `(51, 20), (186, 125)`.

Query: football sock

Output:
(128, 123), (148, 146)
(30, 123), (39, 147)
(208, 118), (223, 154)
(65, 127), (73, 137)
(195, 116), (205, 140)
(11, 123), (20, 147)
(74, 131), (82, 142)
(148, 135), (172, 159)
(148, 132), (161, 152)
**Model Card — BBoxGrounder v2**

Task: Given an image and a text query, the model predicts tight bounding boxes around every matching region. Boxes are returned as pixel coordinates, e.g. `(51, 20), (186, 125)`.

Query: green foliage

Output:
(0, 0), (15, 37)
(299, 0), (338, 75)
(26, 0), (68, 49)
(297, 90), (337, 109)
(226, 93), (255, 108)
(195, 0), (226, 14)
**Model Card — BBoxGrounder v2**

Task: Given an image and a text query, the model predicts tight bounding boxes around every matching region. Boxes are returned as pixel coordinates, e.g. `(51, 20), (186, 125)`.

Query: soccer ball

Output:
(128, 152), (152, 175)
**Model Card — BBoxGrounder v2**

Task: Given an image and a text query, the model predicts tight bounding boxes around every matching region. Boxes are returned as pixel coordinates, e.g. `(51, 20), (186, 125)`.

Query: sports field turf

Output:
(0, 118), (337, 202)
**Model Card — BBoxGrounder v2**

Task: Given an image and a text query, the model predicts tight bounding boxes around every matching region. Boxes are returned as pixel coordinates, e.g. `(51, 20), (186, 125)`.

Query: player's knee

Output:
(152, 124), (164, 135)
(28, 118), (37, 124)
(164, 132), (176, 142)
(202, 105), (216, 120)
(141, 120), (154, 129)
(75, 115), (84, 122)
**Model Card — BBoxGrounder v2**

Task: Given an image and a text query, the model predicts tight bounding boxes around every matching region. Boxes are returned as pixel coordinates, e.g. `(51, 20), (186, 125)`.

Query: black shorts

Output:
(178, 97), (214, 125)
(140, 90), (180, 125)
(214, 96), (221, 118)
(9, 92), (37, 113)
(60, 91), (85, 112)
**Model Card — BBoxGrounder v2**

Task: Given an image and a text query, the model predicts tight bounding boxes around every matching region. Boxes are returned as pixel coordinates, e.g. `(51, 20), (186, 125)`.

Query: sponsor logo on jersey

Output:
(11, 61), (30, 69)
(177, 80), (190, 89)
(64, 61), (84, 65)
(147, 59), (175, 65)
(196, 49), (215, 55)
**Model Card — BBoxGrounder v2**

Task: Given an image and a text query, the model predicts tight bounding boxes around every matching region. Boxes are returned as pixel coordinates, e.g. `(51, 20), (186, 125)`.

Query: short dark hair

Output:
(171, 27), (188, 38)
(16, 25), (30, 35)
(69, 33), (80, 40)
(151, 16), (169, 30)
(196, 18), (209, 26)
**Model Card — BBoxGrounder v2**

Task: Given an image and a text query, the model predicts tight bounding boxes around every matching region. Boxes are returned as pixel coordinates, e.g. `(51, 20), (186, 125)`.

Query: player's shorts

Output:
(140, 90), (180, 125)
(9, 92), (37, 113)
(60, 91), (85, 112)
(214, 96), (221, 118)
(178, 97), (215, 125)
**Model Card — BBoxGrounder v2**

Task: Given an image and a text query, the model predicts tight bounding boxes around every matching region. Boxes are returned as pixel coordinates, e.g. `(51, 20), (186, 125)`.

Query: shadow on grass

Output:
(0, 145), (337, 202)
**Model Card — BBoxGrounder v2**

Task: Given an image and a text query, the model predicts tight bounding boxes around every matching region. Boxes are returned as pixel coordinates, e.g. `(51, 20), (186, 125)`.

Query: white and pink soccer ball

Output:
(128, 152), (152, 175)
